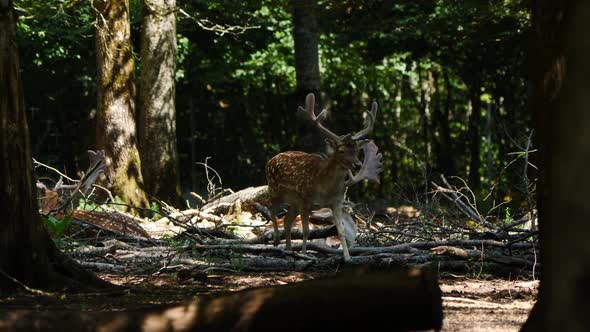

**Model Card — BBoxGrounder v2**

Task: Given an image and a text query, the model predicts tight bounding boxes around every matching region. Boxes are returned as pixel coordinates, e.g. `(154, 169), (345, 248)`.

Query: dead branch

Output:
(206, 224), (338, 245)
(76, 261), (125, 272)
(70, 244), (117, 256)
(69, 220), (160, 245)
(155, 209), (224, 224)
(191, 244), (316, 260)
(432, 176), (498, 230)
(201, 186), (270, 215)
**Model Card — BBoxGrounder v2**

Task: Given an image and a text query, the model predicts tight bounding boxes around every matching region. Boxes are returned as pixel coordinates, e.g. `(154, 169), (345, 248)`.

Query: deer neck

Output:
(315, 155), (352, 188)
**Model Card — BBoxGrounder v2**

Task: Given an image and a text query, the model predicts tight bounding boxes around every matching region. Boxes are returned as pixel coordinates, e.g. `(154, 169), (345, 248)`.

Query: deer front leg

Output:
(283, 205), (299, 251)
(300, 205), (311, 255)
(332, 204), (351, 262)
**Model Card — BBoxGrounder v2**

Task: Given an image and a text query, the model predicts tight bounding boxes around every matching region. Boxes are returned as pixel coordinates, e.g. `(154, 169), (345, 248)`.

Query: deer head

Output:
(297, 93), (382, 182)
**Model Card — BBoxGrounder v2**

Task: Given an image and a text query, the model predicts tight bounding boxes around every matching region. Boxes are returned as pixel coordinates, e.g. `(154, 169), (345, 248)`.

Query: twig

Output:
(522, 130), (536, 231)
(0, 269), (58, 296)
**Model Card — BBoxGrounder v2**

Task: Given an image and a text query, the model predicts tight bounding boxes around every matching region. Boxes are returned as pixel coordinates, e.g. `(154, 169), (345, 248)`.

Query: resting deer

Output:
(266, 93), (382, 261)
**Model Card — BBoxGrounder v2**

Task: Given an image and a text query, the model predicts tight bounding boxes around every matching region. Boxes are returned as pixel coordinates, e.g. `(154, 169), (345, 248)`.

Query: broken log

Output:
(0, 267), (442, 332)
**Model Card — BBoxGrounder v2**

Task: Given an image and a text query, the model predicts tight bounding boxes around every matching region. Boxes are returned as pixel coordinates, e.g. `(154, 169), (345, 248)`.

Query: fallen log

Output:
(0, 267), (443, 332)
(201, 185), (271, 215)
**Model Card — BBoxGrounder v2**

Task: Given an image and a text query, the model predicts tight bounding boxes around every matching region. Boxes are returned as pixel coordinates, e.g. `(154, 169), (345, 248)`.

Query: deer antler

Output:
(352, 102), (378, 140)
(296, 93), (341, 142)
(345, 141), (383, 187)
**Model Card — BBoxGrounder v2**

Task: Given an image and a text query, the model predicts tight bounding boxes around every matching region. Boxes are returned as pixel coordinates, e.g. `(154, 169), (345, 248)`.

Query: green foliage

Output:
(73, 198), (104, 212)
(41, 215), (71, 238)
(19, 0), (533, 208)
(149, 201), (162, 219)
(160, 235), (186, 253)
(504, 207), (514, 225)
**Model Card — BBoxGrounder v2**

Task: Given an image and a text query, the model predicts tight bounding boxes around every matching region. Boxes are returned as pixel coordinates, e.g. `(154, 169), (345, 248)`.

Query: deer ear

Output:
(325, 138), (338, 149)
(356, 139), (371, 147)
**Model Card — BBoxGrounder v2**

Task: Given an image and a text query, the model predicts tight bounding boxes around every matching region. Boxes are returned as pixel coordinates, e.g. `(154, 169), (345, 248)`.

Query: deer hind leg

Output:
(283, 205), (299, 251)
(300, 205), (311, 255)
(332, 204), (351, 262)
(270, 198), (280, 246)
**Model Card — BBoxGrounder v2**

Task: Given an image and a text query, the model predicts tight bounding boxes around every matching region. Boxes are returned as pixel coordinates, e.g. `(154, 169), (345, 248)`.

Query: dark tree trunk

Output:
(94, 0), (150, 212)
(418, 66), (431, 172)
(485, 101), (494, 191)
(139, 0), (181, 205)
(467, 77), (482, 190)
(292, 0), (322, 152)
(439, 72), (457, 175)
(521, 1), (590, 331)
(292, 0), (320, 101)
(0, 1), (108, 291)
(431, 69), (456, 178)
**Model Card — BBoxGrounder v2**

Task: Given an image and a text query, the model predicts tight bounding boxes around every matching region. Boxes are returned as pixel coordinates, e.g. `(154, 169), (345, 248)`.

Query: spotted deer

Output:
(266, 93), (383, 261)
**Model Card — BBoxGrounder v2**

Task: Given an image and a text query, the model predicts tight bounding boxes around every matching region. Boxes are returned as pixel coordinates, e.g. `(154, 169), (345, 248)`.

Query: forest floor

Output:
(0, 269), (536, 331)
(104, 271), (537, 332)
(26, 173), (539, 330)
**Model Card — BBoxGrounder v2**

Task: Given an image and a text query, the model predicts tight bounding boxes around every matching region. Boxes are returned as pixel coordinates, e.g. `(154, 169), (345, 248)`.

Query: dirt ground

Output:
(0, 271), (536, 331)
(439, 275), (536, 331)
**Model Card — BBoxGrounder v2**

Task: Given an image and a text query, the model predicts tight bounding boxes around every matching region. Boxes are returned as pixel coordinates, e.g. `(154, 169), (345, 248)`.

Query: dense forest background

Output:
(16, 0), (531, 214)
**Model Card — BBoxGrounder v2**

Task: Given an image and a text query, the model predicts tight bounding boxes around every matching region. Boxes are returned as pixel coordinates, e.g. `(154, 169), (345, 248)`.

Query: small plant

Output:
(160, 234), (186, 253)
(41, 215), (71, 238)
(150, 201), (162, 219)
(504, 207), (514, 225)
(73, 197), (103, 212)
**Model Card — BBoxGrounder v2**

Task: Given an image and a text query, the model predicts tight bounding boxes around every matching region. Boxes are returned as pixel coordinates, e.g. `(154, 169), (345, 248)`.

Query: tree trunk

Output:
(432, 70), (455, 176)
(292, 0), (320, 100)
(0, 1), (109, 291)
(139, 0), (181, 205)
(292, 0), (322, 152)
(467, 78), (482, 190)
(94, 0), (150, 212)
(485, 101), (494, 191)
(521, 1), (590, 331)
(418, 66), (432, 172)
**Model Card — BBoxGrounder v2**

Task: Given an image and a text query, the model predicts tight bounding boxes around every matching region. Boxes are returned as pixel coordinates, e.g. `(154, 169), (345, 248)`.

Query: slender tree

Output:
(0, 0), (107, 291)
(94, 0), (150, 211)
(522, 1), (590, 331)
(467, 76), (482, 190)
(139, 0), (181, 205)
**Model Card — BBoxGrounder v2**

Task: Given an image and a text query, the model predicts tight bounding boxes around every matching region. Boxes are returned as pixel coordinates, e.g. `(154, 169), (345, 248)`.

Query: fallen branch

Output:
(155, 209), (224, 224)
(76, 261), (125, 272)
(191, 244), (316, 260)
(432, 176), (498, 230)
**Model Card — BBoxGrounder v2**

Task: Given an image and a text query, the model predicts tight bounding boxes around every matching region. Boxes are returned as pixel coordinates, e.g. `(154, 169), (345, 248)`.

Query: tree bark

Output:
(0, 1), (108, 291)
(139, 0), (181, 205)
(292, 0), (320, 100)
(521, 1), (590, 331)
(432, 70), (455, 176)
(292, 0), (322, 152)
(94, 0), (150, 212)
(418, 66), (432, 172)
(467, 77), (482, 190)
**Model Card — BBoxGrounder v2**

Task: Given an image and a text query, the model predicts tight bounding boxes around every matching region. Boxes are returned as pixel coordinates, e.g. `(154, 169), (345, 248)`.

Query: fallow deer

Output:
(266, 93), (382, 261)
